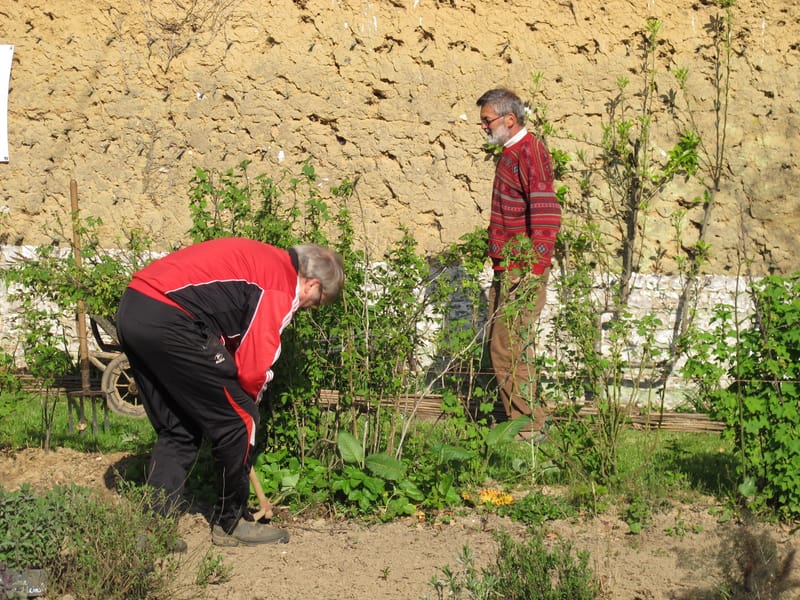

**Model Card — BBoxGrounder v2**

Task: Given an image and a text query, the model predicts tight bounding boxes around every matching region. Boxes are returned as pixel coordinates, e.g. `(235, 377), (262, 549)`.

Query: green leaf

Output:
(435, 473), (454, 497)
(739, 477), (757, 499)
(397, 479), (425, 502)
(435, 444), (474, 463)
(280, 473), (300, 490)
(486, 416), (531, 447)
(337, 432), (365, 465)
(385, 497), (417, 518)
(365, 453), (406, 481)
(361, 476), (385, 497)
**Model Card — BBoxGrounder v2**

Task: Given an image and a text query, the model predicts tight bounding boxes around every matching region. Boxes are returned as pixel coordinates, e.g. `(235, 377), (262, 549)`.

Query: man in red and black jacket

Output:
(476, 88), (562, 439)
(115, 238), (344, 546)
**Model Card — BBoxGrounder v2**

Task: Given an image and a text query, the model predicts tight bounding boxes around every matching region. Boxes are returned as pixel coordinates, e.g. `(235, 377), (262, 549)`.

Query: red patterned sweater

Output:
(488, 131), (562, 275)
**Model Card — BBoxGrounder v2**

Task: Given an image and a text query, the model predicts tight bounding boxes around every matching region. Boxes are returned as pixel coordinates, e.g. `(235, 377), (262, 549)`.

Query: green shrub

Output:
(427, 529), (598, 599)
(0, 350), (19, 397)
(684, 274), (800, 518)
(0, 483), (185, 600)
(499, 490), (576, 526)
(1, 220), (151, 322)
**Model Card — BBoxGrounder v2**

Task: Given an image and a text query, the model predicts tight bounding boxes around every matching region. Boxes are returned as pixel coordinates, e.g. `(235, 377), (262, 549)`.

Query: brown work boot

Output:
(211, 519), (289, 546)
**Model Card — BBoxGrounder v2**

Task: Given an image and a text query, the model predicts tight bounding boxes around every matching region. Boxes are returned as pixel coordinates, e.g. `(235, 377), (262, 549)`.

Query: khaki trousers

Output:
(487, 269), (550, 431)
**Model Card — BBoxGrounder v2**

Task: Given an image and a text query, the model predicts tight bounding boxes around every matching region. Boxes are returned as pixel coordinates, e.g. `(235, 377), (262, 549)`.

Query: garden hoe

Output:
(249, 468), (274, 520)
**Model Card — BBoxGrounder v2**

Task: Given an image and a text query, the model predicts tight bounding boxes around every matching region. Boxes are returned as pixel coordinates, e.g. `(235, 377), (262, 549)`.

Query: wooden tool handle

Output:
(249, 468), (273, 520)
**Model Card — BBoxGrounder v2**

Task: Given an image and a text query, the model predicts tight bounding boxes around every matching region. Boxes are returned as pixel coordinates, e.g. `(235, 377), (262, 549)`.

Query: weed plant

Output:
(671, 518), (800, 600)
(715, 523), (800, 599)
(195, 548), (232, 588)
(497, 490), (576, 526)
(427, 529), (598, 600)
(0, 483), (191, 600)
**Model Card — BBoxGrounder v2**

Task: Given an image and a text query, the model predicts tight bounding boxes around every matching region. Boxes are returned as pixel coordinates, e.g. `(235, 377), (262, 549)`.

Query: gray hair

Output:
(476, 88), (527, 123)
(292, 244), (345, 303)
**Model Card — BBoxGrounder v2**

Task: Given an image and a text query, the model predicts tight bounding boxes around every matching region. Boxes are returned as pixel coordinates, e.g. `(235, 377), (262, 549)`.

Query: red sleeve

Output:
(234, 289), (298, 401)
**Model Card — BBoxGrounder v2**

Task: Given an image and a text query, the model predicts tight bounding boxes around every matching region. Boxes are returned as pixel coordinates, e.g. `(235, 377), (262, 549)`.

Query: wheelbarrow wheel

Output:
(102, 353), (146, 418)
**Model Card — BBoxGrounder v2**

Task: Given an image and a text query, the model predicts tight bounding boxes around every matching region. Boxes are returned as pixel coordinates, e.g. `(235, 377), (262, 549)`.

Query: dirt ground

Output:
(2, 446), (800, 600)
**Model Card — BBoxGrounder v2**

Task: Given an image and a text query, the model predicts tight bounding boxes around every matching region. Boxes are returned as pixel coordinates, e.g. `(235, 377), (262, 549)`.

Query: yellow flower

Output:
(477, 488), (514, 507)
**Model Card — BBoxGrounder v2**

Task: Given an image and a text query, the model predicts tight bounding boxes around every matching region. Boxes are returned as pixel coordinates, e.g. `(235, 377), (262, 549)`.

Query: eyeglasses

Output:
(480, 114), (506, 127)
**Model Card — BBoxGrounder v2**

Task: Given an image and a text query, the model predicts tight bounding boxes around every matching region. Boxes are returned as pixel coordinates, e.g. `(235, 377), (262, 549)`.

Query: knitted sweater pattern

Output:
(488, 132), (562, 274)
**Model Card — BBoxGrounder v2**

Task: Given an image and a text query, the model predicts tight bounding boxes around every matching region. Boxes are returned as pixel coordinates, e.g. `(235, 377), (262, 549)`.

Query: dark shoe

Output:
(212, 520), (289, 546)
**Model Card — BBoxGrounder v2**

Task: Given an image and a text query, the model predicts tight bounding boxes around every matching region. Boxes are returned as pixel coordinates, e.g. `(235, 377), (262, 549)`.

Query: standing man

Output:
(115, 238), (344, 546)
(476, 88), (562, 437)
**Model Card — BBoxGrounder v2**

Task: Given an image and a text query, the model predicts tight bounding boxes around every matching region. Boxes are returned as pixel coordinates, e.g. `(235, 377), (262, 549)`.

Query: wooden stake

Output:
(70, 179), (91, 394)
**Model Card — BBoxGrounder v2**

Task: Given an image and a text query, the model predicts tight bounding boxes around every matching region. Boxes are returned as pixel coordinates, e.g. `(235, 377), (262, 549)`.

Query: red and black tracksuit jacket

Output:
(115, 237), (300, 531)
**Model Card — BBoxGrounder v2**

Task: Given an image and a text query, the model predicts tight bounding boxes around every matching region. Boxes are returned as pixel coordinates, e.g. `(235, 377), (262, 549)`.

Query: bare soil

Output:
(2, 446), (800, 600)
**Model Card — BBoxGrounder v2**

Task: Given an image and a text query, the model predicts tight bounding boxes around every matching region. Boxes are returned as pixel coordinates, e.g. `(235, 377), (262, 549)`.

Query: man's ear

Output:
(302, 277), (322, 298)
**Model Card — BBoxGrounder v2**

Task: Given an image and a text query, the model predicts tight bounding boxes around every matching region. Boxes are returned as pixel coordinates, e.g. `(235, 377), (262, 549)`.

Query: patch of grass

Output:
(614, 429), (737, 502)
(0, 391), (155, 453)
(532, 428), (739, 532)
(654, 434), (738, 497)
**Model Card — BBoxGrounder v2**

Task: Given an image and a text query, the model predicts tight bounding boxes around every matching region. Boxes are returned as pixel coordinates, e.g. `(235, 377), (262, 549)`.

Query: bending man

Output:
(116, 238), (344, 546)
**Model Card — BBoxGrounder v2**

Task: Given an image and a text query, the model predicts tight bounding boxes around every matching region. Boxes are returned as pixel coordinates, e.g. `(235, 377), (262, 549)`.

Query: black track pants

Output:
(116, 288), (258, 533)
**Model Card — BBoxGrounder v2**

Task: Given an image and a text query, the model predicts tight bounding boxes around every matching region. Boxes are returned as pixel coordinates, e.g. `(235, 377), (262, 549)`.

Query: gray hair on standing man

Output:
(476, 88), (527, 123)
